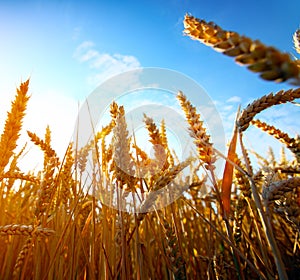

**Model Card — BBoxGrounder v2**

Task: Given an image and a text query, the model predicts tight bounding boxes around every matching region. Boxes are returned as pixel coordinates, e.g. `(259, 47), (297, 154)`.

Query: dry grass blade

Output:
(184, 14), (300, 84)
(221, 122), (238, 216)
(237, 88), (300, 131)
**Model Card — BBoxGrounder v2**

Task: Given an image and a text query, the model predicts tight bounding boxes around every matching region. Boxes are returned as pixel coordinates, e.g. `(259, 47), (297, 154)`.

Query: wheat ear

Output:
(184, 14), (300, 84)
(110, 102), (135, 189)
(177, 91), (216, 170)
(138, 157), (193, 216)
(263, 177), (300, 231)
(12, 237), (33, 279)
(293, 29), (300, 55)
(251, 119), (300, 161)
(237, 88), (300, 131)
(163, 219), (187, 280)
(144, 114), (168, 170)
(0, 79), (30, 174)
(0, 224), (55, 236)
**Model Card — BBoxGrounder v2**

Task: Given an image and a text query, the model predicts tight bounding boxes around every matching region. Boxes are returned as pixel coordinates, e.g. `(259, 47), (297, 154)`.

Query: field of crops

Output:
(0, 14), (299, 280)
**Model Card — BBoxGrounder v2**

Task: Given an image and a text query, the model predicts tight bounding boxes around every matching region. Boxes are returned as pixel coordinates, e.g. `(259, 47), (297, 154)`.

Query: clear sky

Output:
(1, 0), (300, 170)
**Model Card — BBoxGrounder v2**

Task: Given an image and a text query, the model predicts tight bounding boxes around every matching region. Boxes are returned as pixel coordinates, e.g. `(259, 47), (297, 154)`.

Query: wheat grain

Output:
(184, 14), (300, 84)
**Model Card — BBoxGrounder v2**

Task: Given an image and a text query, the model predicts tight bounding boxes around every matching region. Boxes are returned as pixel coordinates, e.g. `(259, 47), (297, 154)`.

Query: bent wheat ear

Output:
(251, 119), (300, 162)
(184, 14), (300, 84)
(237, 88), (300, 131)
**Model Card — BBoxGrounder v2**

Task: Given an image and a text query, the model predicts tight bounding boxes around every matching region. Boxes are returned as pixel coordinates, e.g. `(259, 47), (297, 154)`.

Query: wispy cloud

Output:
(73, 41), (141, 86)
(226, 96), (242, 103)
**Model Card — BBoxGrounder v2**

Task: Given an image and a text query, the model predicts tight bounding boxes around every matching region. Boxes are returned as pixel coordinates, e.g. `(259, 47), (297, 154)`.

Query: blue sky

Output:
(0, 0), (300, 170)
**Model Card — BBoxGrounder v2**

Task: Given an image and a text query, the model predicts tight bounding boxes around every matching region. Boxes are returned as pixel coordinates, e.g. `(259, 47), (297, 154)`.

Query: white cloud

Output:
(226, 96), (242, 103)
(73, 41), (141, 86)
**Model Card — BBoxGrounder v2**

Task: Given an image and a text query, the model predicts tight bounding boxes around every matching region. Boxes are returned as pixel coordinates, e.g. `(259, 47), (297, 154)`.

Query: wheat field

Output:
(0, 14), (299, 280)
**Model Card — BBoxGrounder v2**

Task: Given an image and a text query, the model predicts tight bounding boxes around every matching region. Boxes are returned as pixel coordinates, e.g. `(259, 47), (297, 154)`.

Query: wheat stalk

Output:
(184, 14), (300, 84)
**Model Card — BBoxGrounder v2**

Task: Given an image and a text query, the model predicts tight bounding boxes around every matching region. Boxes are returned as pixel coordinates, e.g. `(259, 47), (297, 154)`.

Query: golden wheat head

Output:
(184, 14), (300, 84)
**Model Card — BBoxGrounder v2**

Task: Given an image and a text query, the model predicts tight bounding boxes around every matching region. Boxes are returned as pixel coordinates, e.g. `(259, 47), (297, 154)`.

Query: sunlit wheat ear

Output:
(160, 119), (174, 167)
(143, 114), (168, 170)
(138, 157), (193, 218)
(12, 237), (33, 279)
(0, 171), (39, 184)
(27, 130), (58, 164)
(293, 29), (300, 55)
(27, 130), (59, 222)
(59, 142), (75, 205)
(177, 91), (216, 171)
(237, 88), (300, 131)
(110, 103), (135, 189)
(0, 79), (30, 174)
(184, 14), (300, 84)
(0, 224), (55, 237)
(251, 119), (300, 162)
